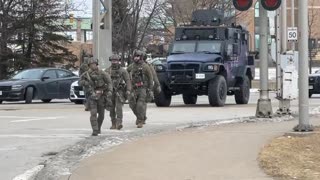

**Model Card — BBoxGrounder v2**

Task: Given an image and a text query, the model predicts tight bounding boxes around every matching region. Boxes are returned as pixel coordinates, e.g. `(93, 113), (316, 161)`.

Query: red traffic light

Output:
(233, 0), (253, 11)
(261, 0), (281, 11)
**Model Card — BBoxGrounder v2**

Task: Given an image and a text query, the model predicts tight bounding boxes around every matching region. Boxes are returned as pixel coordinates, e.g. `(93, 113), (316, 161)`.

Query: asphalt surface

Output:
(1, 93), (320, 180)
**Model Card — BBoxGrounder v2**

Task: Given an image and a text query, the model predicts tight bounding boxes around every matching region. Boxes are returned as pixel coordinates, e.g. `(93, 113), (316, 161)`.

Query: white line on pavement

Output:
(0, 147), (17, 151)
(8, 116), (65, 123)
(0, 134), (87, 139)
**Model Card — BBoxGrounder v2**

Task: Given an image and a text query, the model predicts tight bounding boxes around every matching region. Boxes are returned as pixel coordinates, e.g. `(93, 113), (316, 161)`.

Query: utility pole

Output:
(92, 0), (100, 61)
(256, 1), (272, 118)
(294, 0), (313, 132)
(276, 0), (291, 115)
(98, 0), (112, 69)
(280, 0), (287, 52)
(291, 0), (295, 51)
(275, 9), (281, 103)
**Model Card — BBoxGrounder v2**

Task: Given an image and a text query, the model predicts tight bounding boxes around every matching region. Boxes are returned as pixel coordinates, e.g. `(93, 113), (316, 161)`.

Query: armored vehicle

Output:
(154, 10), (255, 107)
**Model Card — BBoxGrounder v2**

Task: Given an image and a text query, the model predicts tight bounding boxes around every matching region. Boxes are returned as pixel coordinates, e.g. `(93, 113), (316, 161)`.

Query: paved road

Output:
(1, 93), (320, 179)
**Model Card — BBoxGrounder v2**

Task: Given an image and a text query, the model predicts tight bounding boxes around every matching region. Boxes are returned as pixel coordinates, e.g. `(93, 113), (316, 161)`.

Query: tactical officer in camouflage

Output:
(79, 58), (90, 111)
(127, 50), (153, 128)
(79, 58), (113, 136)
(143, 55), (161, 95)
(105, 54), (131, 130)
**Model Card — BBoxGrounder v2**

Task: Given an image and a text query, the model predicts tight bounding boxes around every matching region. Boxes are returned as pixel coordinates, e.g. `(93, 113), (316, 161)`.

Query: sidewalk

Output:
(64, 117), (320, 180)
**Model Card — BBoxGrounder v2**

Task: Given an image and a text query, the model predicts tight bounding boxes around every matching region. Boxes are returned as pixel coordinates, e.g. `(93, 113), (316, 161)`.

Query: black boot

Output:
(110, 120), (116, 129)
(116, 120), (123, 130)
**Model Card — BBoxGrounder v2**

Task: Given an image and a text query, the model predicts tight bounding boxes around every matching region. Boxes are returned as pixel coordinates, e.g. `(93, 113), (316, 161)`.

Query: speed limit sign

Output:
(288, 27), (298, 41)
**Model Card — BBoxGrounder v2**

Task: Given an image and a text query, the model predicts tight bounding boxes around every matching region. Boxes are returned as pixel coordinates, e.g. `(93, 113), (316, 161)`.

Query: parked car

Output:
(309, 70), (320, 98)
(70, 80), (85, 104)
(148, 57), (167, 65)
(0, 68), (78, 104)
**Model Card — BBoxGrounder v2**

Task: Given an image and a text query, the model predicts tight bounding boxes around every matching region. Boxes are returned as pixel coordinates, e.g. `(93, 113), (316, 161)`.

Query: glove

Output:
(156, 86), (161, 94)
(90, 92), (98, 100)
(147, 90), (154, 102)
(105, 97), (113, 111)
(126, 91), (131, 99)
(106, 91), (112, 98)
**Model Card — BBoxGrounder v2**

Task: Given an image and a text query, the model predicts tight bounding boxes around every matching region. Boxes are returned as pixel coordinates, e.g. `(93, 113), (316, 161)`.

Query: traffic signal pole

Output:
(294, 0), (313, 131)
(256, 1), (273, 118)
(276, 0), (291, 115)
(92, 0), (112, 69)
(291, 0), (295, 50)
(92, 0), (100, 61)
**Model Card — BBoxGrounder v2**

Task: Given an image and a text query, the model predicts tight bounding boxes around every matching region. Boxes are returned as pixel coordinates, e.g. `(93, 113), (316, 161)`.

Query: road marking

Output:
(0, 134), (87, 139)
(0, 147), (17, 151)
(0, 116), (65, 123)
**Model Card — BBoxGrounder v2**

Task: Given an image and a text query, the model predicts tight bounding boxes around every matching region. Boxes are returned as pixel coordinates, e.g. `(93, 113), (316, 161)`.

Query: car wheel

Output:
(235, 76), (250, 104)
(208, 75), (227, 107)
(0, 100), (2, 104)
(74, 100), (83, 104)
(25, 87), (34, 104)
(154, 89), (172, 107)
(41, 99), (52, 103)
(309, 93), (313, 98)
(183, 94), (197, 105)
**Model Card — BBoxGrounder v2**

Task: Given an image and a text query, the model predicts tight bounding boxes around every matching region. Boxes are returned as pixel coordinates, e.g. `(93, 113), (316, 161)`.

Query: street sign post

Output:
(288, 27), (298, 42)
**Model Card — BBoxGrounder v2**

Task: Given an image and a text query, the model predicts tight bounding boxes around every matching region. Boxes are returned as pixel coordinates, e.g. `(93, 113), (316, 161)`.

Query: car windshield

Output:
(171, 41), (221, 54)
(197, 41), (221, 54)
(12, 69), (45, 80)
(172, 42), (196, 53)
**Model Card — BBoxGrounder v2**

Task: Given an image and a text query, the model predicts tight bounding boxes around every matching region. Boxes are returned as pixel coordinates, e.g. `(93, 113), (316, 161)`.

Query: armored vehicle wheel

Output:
(154, 90), (171, 107)
(41, 99), (52, 103)
(74, 100), (84, 104)
(208, 75), (227, 107)
(25, 87), (34, 104)
(183, 94), (197, 105)
(235, 76), (250, 104)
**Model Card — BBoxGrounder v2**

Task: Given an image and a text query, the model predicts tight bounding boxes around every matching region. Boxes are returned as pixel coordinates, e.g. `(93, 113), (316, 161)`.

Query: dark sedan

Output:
(309, 70), (320, 98)
(0, 68), (79, 104)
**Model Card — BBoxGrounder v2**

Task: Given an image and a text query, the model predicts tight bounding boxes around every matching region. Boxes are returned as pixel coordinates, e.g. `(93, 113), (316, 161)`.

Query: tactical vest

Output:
(89, 71), (105, 89)
(131, 65), (145, 88)
(110, 68), (125, 90)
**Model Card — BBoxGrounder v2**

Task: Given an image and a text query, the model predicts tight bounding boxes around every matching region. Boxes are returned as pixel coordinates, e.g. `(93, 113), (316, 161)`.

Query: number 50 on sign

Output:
(288, 27), (298, 41)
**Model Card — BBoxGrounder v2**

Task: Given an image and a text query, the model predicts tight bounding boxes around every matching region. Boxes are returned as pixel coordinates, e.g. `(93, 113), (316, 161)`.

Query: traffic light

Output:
(232, 0), (253, 11)
(261, 0), (281, 11)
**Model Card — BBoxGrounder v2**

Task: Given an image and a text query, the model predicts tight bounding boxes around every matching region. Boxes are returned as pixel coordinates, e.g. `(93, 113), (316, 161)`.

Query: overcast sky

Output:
(68, 0), (92, 17)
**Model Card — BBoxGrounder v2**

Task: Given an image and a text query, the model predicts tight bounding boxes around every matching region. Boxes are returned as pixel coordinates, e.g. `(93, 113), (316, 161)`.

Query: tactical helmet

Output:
(88, 58), (99, 65)
(109, 54), (121, 61)
(133, 50), (146, 57)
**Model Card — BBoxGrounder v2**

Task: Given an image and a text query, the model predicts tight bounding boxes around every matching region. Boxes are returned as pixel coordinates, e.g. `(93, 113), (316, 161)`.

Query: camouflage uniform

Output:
(127, 50), (153, 128)
(105, 55), (131, 130)
(147, 63), (161, 94)
(79, 59), (90, 111)
(79, 59), (113, 136)
(143, 55), (161, 94)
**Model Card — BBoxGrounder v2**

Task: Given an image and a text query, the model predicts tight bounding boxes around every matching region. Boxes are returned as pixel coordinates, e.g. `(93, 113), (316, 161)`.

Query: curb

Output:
(13, 165), (44, 180)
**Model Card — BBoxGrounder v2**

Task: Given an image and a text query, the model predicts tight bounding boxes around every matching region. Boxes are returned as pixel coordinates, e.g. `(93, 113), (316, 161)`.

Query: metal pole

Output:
(92, 0), (100, 60)
(276, 9), (281, 98)
(281, 0), (287, 53)
(294, 0), (313, 131)
(256, 1), (272, 118)
(98, 0), (112, 69)
(291, 0), (295, 51)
